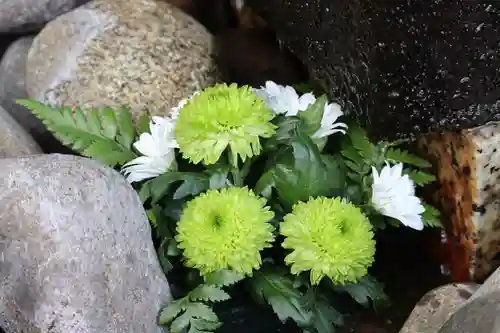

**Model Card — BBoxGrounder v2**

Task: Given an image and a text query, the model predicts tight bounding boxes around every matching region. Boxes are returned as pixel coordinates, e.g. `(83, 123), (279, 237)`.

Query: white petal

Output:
(297, 93), (316, 110)
(133, 133), (158, 156)
(122, 154), (175, 183)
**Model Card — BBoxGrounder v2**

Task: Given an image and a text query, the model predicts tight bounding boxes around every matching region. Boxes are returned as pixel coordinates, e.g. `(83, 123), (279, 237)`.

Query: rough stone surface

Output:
(0, 0), (89, 33)
(417, 121), (500, 281)
(247, 0), (500, 141)
(26, 0), (221, 121)
(398, 283), (480, 333)
(467, 265), (500, 302)
(0, 104), (41, 156)
(0, 36), (70, 153)
(438, 290), (500, 333)
(0, 154), (171, 333)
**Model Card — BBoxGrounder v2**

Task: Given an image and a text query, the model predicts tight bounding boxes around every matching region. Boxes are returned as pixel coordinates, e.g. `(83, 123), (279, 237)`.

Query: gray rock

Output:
(0, 154), (171, 333)
(438, 290), (500, 333)
(0, 0), (89, 33)
(398, 283), (480, 333)
(467, 265), (500, 303)
(0, 104), (41, 156)
(26, 0), (221, 122)
(0, 36), (69, 153)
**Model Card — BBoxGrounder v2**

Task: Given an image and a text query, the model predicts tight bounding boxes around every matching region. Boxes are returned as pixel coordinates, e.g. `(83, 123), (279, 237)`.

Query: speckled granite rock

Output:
(438, 290), (500, 333)
(0, 153), (171, 333)
(398, 283), (480, 333)
(25, 0), (221, 120)
(247, 0), (500, 141)
(417, 122), (500, 281)
(0, 104), (41, 156)
(0, 0), (88, 33)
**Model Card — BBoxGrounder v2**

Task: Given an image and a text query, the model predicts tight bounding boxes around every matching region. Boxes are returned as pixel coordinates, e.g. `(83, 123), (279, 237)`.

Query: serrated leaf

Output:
(203, 269), (244, 287)
(115, 105), (135, 148)
(249, 269), (313, 326)
(184, 303), (219, 322)
(302, 290), (343, 333)
(385, 148), (431, 168)
(159, 301), (184, 325)
(405, 169), (436, 186)
(189, 285), (231, 303)
(16, 99), (137, 166)
(347, 124), (374, 158)
(190, 318), (221, 332)
(170, 310), (193, 333)
(100, 106), (118, 139)
(83, 139), (136, 165)
(422, 204), (442, 228)
(335, 275), (389, 310)
(340, 145), (363, 165)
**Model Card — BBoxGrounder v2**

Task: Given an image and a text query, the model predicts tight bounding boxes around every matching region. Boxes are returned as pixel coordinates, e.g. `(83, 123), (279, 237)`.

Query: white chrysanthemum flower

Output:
(255, 81), (347, 138)
(254, 81), (316, 116)
(313, 102), (348, 138)
(371, 163), (425, 230)
(122, 116), (178, 183)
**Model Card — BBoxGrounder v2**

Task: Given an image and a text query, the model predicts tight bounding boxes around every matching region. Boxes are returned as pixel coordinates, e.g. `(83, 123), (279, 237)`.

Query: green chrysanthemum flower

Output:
(280, 197), (375, 285)
(175, 186), (275, 276)
(174, 83), (276, 166)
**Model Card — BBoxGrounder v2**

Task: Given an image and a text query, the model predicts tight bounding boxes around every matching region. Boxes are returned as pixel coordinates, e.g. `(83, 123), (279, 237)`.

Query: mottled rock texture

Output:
(0, 0), (89, 33)
(0, 104), (41, 156)
(0, 154), (171, 333)
(26, 0), (221, 121)
(398, 283), (479, 333)
(247, 0), (500, 141)
(418, 122), (500, 281)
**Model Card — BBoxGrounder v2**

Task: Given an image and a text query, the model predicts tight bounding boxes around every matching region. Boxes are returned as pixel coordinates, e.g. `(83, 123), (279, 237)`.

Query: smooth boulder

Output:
(0, 154), (171, 332)
(26, 0), (221, 120)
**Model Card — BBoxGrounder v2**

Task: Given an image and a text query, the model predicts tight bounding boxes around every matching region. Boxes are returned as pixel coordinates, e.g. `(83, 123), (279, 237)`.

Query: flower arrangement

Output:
(18, 80), (441, 333)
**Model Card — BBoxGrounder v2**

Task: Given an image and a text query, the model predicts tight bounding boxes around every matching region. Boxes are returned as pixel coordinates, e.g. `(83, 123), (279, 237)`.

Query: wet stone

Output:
(247, 0), (500, 141)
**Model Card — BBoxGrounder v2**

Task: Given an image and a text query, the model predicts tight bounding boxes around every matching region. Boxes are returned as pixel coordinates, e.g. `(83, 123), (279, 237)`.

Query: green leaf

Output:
(405, 169), (436, 186)
(335, 275), (389, 310)
(207, 166), (231, 189)
(340, 144), (364, 166)
(115, 105), (135, 148)
(254, 170), (275, 199)
(190, 318), (221, 332)
(298, 95), (327, 136)
(170, 311), (193, 333)
(16, 99), (137, 166)
(346, 123), (375, 159)
(422, 204), (442, 228)
(385, 148), (431, 168)
(140, 172), (208, 204)
(203, 269), (245, 287)
(249, 269), (313, 326)
(189, 285), (231, 303)
(272, 134), (344, 207)
(159, 301), (184, 325)
(184, 303), (219, 322)
(136, 113), (151, 135)
(173, 174), (209, 200)
(302, 290), (344, 333)
(157, 239), (174, 273)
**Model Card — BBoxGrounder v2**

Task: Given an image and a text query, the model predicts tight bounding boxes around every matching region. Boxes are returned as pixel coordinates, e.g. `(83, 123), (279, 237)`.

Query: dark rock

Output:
(247, 0), (500, 141)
